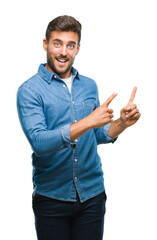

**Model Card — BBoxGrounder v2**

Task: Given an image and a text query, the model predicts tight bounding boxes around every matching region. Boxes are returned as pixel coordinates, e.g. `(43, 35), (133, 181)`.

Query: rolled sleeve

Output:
(95, 123), (118, 145)
(104, 123), (117, 143)
(61, 124), (78, 148)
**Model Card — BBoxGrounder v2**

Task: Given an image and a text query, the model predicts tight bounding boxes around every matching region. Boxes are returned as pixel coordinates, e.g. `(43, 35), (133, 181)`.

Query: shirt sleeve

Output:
(94, 122), (117, 144)
(17, 85), (76, 157)
(94, 83), (117, 144)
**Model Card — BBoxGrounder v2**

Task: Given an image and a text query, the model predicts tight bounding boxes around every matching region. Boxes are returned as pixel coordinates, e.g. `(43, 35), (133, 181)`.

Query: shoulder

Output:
(17, 71), (45, 99)
(17, 73), (44, 105)
(18, 73), (40, 90)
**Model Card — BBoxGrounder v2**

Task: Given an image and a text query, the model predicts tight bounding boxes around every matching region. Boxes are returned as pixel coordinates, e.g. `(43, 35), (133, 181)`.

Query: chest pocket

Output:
(82, 99), (96, 117)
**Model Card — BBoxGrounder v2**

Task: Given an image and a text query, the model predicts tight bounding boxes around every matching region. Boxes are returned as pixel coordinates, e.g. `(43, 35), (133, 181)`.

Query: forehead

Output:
(49, 31), (79, 43)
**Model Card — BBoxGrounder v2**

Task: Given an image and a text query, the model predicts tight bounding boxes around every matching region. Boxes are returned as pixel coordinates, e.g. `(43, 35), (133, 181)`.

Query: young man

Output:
(17, 15), (140, 240)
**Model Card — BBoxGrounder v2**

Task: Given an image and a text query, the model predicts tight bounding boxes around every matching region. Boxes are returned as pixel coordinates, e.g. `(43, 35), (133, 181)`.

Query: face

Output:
(43, 31), (80, 79)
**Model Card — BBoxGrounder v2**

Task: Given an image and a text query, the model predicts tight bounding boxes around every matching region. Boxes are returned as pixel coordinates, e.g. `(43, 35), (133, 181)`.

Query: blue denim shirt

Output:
(17, 64), (116, 202)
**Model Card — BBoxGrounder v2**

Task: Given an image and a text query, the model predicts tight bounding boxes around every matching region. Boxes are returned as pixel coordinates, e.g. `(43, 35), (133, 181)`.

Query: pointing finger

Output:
(129, 86), (137, 103)
(103, 92), (117, 107)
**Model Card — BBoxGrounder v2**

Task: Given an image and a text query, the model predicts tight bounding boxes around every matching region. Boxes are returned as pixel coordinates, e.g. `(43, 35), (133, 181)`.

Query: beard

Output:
(46, 49), (75, 76)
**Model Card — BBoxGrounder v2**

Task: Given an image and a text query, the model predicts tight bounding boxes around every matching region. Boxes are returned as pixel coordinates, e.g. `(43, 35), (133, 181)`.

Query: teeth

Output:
(57, 59), (67, 62)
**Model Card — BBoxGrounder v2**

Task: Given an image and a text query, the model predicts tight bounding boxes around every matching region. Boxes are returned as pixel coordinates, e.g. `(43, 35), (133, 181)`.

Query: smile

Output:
(56, 58), (68, 63)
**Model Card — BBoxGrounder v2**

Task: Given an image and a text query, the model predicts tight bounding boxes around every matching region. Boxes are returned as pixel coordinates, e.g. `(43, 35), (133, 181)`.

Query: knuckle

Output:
(133, 104), (137, 109)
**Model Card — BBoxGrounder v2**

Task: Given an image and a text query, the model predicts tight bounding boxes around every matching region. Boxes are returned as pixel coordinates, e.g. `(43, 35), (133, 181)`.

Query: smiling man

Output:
(45, 30), (80, 78)
(17, 15), (140, 240)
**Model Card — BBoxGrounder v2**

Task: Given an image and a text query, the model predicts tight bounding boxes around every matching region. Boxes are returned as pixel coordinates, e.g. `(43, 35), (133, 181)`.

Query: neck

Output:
(45, 64), (72, 79)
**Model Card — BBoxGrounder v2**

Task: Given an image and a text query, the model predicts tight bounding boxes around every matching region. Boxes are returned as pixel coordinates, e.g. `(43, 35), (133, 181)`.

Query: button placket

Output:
(71, 87), (79, 185)
(73, 145), (79, 185)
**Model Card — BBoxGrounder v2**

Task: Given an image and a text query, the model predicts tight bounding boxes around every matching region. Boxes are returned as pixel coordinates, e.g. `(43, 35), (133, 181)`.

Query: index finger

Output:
(129, 86), (137, 103)
(103, 92), (117, 107)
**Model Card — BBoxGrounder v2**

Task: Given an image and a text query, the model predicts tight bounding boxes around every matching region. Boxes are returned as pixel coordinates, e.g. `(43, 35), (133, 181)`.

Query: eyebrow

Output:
(53, 39), (77, 45)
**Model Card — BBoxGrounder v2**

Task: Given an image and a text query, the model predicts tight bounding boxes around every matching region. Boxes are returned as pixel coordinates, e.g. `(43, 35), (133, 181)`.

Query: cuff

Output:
(104, 123), (118, 143)
(61, 124), (78, 148)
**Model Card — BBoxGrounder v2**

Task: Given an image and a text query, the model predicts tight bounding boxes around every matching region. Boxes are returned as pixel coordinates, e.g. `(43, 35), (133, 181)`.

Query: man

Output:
(17, 15), (140, 240)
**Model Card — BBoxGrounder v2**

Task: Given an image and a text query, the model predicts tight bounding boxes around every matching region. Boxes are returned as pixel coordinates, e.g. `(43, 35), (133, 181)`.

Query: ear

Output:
(43, 38), (48, 51)
(76, 43), (80, 55)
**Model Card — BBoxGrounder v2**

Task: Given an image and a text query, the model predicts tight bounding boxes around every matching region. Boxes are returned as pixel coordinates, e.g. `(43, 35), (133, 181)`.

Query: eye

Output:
(54, 42), (61, 47)
(68, 44), (75, 49)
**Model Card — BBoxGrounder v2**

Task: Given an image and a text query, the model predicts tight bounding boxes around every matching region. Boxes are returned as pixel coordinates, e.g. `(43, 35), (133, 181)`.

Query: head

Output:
(43, 15), (82, 78)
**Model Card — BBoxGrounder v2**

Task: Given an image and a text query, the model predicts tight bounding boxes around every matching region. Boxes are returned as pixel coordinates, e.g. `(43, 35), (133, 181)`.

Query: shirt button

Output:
(72, 101), (75, 104)
(74, 159), (78, 162)
(75, 177), (77, 180)
(54, 75), (57, 78)
(63, 85), (66, 88)
(74, 120), (77, 122)
(75, 139), (78, 143)
(71, 144), (76, 149)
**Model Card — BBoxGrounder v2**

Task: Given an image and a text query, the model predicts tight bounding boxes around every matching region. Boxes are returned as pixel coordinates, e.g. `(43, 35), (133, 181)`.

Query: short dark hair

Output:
(45, 15), (82, 44)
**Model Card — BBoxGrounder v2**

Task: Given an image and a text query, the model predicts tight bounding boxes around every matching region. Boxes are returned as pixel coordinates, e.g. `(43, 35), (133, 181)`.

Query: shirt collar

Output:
(38, 63), (80, 84)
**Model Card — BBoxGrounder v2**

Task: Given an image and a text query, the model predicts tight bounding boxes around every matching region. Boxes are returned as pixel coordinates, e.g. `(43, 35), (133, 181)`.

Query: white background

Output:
(0, 0), (157, 239)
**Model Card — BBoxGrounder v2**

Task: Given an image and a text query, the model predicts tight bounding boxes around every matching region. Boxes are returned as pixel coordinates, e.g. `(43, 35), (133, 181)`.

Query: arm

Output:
(70, 93), (117, 142)
(70, 87), (141, 142)
(109, 87), (141, 139)
(17, 86), (75, 156)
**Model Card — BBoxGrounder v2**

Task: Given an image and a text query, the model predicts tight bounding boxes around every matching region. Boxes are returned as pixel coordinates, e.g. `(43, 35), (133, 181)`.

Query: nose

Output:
(60, 45), (67, 56)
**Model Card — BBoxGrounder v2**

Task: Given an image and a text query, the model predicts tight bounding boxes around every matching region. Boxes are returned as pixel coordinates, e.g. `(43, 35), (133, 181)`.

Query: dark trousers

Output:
(32, 191), (107, 240)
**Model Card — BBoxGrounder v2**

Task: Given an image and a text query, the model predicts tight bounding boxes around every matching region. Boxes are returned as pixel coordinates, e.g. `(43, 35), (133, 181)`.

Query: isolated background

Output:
(0, 0), (157, 239)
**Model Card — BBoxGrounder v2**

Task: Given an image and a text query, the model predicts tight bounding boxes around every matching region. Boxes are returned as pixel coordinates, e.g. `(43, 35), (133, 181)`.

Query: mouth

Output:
(56, 58), (68, 64)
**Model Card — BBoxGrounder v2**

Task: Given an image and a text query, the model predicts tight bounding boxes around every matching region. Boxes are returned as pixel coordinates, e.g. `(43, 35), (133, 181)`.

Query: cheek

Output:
(70, 50), (77, 60)
(48, 47), (59, 57)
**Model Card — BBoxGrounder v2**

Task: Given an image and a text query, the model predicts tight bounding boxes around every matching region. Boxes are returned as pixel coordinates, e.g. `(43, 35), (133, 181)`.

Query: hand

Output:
(88, 92), (117, 129)
(120, 87), (141, 128)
